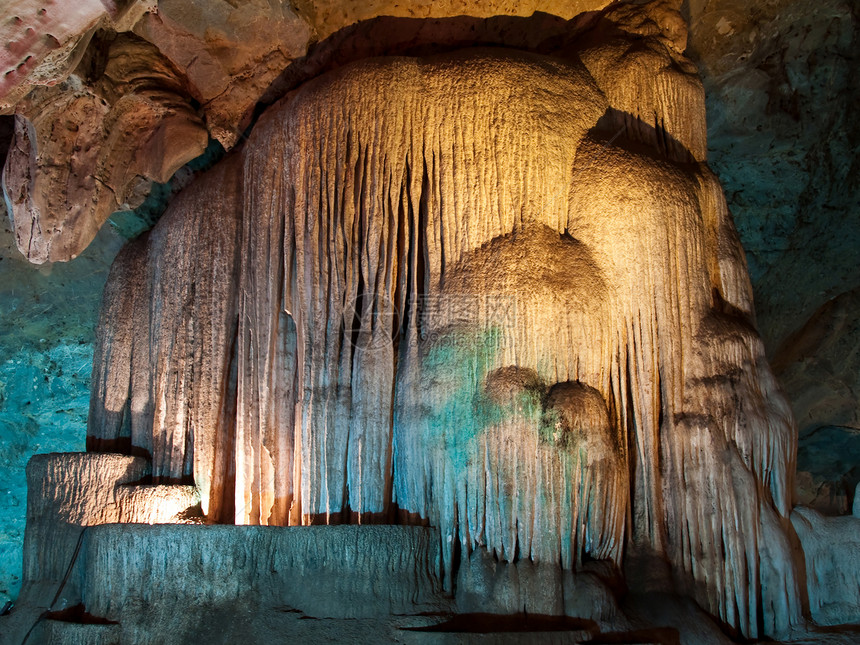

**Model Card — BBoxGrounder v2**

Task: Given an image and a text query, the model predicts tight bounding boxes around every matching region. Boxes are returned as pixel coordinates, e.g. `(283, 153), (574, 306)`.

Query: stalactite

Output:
(89, 154), (243, 522)
(89, 34), (799, 639)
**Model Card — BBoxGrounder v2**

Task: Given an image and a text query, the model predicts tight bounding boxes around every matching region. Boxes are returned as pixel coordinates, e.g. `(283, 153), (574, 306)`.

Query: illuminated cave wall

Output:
(0, 126), (218, 605)
(0, 0), (858, 613)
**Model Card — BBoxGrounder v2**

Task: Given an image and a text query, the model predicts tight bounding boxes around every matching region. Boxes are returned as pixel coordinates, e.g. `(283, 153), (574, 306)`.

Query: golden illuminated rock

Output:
(88, 13), (800, 635)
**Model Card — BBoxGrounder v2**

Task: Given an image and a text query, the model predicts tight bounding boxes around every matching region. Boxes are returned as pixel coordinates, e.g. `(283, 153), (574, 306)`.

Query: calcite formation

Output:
(21, 453), (199, 592)
(8, 454), (448, 645)
(772, 288), (860, 514)
(5, 0), (699, 264)
(791, 506), (860, 626)
(87, 8), (803, 637)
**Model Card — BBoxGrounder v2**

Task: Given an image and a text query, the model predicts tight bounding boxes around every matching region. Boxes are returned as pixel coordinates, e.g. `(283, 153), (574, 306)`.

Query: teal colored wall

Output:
(0, 213), (123, 604)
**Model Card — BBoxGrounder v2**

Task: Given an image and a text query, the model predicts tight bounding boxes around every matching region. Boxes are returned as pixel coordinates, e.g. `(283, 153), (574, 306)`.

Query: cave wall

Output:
(686, 0), (860, 513)
(0, 0), (858, 610)
(0, 199), (123, 605)
(0, 121), (218, 605)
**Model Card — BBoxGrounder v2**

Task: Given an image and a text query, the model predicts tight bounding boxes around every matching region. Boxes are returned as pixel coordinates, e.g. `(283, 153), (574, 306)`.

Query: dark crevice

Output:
(45, 604), (118, 626)
(406, 612), (598, 634)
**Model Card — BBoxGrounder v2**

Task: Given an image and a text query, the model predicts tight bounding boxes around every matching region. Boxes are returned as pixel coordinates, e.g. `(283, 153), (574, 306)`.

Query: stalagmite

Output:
(88, 6), (800, 638)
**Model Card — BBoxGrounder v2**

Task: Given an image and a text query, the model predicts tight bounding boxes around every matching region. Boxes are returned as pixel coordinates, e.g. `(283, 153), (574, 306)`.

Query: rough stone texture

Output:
(23, 617), (598, 645)
(852, 484), (860, 517)
(22, 453), (150, 585)
(295, 0), (612, 40)
(0, 126), (229, 607)
(133, 0), (311, 147)
(0, 0), (858, 362)
(1, 453), (449, 645)
(88, 153), (243, 522)
(22, 453), (198, 587)
(685, 0), (860, 519)
(0, 0), (156, 111)
(0, 452), (202, 645)
(2, 34), (209, 263)
(771, 289), (860, 514)
(456, 549), (623, 627)
(0, 0), (616, 264)
(80, 524), (443, 620)
(772, 288), (860, 437)
(792, 427), (859, 515)
(113, 484), (200, 524)
(686, 0), (860, 352)
(0, 0), (857, 639)
(27, 621), (122, 645)
(89, 11), (799, 634)
(791, 506), (860, 626)
(0, 195), (125, 606)
(4, 453), (860, 644)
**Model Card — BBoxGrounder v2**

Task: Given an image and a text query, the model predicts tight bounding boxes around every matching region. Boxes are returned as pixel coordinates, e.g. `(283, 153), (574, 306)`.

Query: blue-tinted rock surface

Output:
(0, 209), (123, 605)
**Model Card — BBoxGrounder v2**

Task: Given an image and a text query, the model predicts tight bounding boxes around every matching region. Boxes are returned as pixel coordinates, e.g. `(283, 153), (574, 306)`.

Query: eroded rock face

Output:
(87, 7), (800, 634)
(0, 0), (857, 638)
(132, 0), (311, 147)
(0, 194), (125, 607)
(2, 34), (208, 263)
(22, 453), (197, 587)
(0, 0), (155, 112)
(791, 506), (860, 626)
(687, 0), (860, 353)
(0, 0), (619, 263)
(1, 0), (858, 365)
(4, 453), (443, 645)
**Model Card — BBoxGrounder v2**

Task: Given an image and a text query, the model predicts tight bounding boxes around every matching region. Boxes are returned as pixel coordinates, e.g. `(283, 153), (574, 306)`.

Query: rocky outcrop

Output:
(2, 34), (208, 263)
(1, 0), (308, 264)
(3, 452), (447, 645)
(0, 0), (155, 112)
(1, 0), (858, 639)
(0, 0), (618, 263)
(772, 288), (860, 437)
(22, 453), (198, 587)
(131, 0), (311, 147)
(687, 1), (860, 522)
(88, 153), (243, 522)
(7, 453), (860, 643)
(686, 0), (860, 353)
(771, 288), (860, 514)
(1, 452), (199, 642)
(0, 196), (125, 608)
(791, 506), (860, 626)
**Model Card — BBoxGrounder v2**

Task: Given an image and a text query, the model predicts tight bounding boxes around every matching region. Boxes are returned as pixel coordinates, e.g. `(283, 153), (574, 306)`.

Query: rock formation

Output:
(86, 8), (803, 637)
(3, 0), (612, 264)
(2, 33), (209, 264)
(2, 1), (859, 643)
(772, 289), (860, 514)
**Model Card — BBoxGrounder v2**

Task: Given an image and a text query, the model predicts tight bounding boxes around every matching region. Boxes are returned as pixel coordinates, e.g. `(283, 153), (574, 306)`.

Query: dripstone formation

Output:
(92, 17), (794, 641)
(4, 2), (859, 644)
